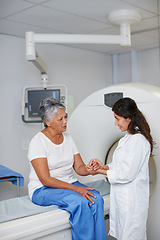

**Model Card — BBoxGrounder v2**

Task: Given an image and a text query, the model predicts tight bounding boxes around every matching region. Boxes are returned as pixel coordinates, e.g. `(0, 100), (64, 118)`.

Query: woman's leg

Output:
(32, 182), (107, 240)
(32, 185), (95, 240)
(73, 181), (107, 240)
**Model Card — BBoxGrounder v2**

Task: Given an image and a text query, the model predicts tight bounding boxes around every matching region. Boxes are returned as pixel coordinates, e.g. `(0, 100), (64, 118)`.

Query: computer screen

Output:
(28, 89), (60, 118)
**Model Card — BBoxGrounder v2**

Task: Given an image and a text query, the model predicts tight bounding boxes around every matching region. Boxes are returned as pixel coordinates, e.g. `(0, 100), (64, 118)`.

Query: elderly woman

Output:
(28, 97), (107, 240)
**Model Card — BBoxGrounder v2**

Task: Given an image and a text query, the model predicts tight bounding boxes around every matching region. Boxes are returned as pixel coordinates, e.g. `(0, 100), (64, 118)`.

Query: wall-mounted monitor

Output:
(28, 89), (60, 118)
(22, 85), (67, 123)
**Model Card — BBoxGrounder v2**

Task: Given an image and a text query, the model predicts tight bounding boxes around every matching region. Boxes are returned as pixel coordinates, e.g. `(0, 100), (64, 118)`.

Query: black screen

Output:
(28, 89), (60, 118)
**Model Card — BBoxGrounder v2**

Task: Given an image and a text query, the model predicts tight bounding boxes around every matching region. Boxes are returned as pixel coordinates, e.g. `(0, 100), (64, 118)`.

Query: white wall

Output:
(137, 48), (160, 86)
(0, 34), (112, 200)
(118, 49), (160, 86)
(36, 43), (113, 108)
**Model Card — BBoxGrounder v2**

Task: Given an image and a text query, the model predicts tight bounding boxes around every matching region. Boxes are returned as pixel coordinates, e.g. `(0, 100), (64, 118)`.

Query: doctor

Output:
(87, 97), (154, 240)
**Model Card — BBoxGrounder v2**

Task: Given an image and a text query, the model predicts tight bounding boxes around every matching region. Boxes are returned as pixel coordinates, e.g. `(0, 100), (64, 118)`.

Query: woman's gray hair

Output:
(38, 97), (65, 128)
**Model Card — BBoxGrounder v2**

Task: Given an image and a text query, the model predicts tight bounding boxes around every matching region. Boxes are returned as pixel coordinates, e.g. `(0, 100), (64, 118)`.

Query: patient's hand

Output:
(87, 159), (109, 176)
(87, 159), (104, 171)
(86, 167), (104, 175)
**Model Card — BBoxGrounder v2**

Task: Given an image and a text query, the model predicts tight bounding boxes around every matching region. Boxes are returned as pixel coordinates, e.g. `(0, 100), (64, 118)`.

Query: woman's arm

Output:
(73, 153), (89, 176)
(31, 157), (96, 204)
(73, 154), (100, 175)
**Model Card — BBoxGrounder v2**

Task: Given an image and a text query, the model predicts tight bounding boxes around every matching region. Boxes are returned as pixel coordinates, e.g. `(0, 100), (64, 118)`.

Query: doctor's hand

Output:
(86, 166), (107, 176)
(87, 159), (104, 171)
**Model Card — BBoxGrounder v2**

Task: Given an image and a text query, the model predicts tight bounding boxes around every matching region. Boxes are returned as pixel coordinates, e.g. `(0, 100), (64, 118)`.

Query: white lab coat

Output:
(107, 132), (150, 240)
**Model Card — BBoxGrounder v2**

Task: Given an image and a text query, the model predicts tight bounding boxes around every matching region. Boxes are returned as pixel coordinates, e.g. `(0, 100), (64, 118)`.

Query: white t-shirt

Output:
(28, 132), (78, 199)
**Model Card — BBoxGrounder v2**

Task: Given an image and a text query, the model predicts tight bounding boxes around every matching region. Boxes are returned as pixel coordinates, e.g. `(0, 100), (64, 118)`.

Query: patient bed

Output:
(0, 179), (110, 240)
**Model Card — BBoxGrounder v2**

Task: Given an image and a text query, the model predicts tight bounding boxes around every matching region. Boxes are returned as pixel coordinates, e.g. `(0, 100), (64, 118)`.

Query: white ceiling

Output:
(0, 0), (160, 54)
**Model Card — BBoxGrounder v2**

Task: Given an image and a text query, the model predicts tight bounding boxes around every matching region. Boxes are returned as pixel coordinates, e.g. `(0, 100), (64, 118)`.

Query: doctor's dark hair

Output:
(38, 97), (65, 128)
(112, 97), (154, 154)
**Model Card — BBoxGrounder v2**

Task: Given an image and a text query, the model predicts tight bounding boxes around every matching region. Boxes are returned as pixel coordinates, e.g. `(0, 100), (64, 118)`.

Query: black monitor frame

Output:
(22, 85), (67, 123)
(27, 89), (60, 118)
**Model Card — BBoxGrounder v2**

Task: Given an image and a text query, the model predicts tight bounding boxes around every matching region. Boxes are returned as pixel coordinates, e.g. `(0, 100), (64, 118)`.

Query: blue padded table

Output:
(0, 165), (24, 197)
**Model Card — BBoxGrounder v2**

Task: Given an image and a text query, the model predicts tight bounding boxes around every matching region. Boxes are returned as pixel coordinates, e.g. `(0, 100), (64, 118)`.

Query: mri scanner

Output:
(0, 83), (160, 240)
(68, 83), (160, 240)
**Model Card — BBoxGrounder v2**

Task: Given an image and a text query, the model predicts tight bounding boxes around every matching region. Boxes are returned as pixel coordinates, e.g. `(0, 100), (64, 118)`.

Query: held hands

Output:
(86, 159), (108, 176)
(88, 159), (104, 170)
(86, 159), (104, 175)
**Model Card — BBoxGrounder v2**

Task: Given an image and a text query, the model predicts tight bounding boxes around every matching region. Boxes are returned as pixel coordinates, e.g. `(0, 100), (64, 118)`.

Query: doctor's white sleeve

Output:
(107, 134), (150, 184)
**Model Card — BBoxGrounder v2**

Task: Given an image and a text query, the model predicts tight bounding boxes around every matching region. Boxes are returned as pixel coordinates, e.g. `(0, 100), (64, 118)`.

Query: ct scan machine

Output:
(68, 83), (160, 240)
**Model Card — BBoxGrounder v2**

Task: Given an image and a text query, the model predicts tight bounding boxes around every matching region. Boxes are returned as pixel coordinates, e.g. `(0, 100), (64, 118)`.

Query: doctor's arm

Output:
(107, 135), (150, 184)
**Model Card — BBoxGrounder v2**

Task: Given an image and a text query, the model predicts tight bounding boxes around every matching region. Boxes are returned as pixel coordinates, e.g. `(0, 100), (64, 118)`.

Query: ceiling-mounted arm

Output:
(25, 9), (141, 87)
(108, 9), (141, 47)
(26, 32), (48, 88)
(32, 52), (48, 88)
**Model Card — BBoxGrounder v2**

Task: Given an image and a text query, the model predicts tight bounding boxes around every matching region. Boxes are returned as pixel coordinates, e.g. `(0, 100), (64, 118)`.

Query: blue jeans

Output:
(32, 181), (107, 240)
